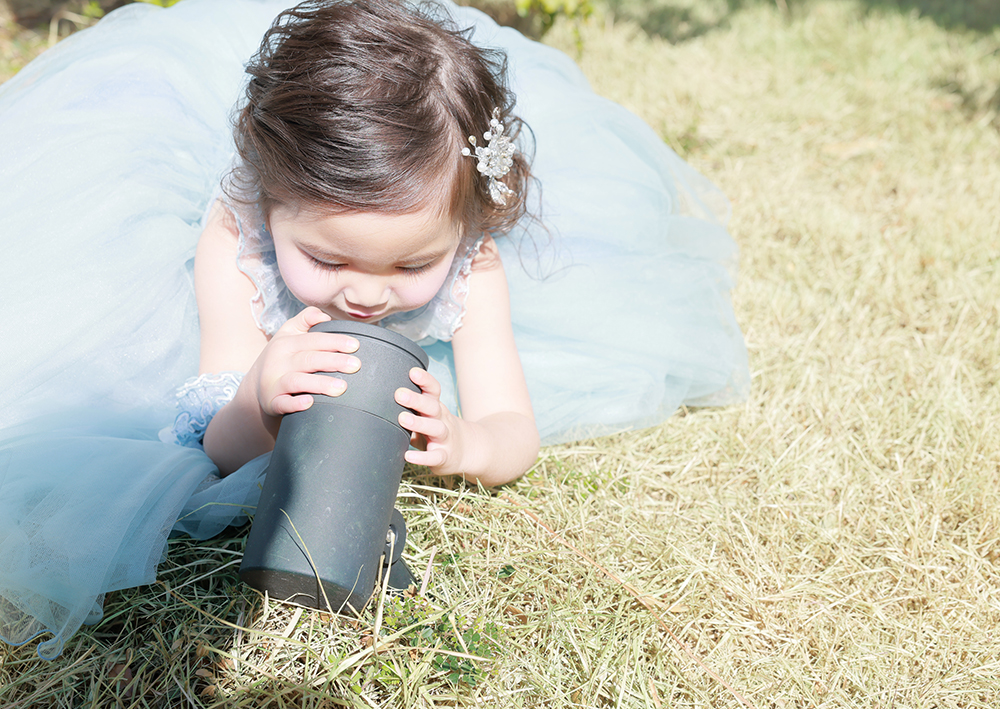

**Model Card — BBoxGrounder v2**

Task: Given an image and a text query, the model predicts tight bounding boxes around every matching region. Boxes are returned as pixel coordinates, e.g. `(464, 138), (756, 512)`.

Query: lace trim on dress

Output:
(222, 183), (483, 345)
(162, 371), (245, 448)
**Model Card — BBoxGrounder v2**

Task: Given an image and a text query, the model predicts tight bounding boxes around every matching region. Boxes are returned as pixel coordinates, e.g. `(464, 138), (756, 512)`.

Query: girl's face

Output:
(268, 204), (462, 323)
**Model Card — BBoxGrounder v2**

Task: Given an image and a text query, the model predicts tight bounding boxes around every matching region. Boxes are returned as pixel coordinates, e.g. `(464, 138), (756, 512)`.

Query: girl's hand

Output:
(395, 367), (468, 475)
(245, 306), (361, 418)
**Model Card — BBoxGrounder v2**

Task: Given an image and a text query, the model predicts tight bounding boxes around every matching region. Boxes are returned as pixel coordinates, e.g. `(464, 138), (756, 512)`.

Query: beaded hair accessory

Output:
(462, 108), (515, 206)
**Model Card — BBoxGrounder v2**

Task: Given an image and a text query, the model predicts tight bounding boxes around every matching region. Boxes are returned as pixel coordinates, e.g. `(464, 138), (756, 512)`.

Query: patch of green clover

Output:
(515, 0), (593, 37)
(81, 1), (104, 19)
(135, 0), (185, 7)
(380, 596), (502, 687)
(498, 564), (517, 579)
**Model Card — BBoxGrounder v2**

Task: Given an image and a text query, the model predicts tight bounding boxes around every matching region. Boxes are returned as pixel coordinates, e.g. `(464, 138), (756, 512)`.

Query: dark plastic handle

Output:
(382, 508), (418, 591)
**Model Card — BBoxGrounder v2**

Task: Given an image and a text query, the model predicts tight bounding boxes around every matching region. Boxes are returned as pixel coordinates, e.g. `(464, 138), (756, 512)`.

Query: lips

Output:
(344, 309), (383, 321)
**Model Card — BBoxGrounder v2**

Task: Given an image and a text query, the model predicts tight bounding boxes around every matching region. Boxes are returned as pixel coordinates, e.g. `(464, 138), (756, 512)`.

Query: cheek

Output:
(274, 249), (333, 306)
(392, 266), (453, 309)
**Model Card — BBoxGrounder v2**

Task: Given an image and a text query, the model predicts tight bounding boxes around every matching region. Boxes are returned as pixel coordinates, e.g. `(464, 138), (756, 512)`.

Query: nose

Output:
(341, 273), (389, 310)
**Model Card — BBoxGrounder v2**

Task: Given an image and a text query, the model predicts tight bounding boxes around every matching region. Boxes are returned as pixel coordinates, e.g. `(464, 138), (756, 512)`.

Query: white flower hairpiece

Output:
(461, 108), (516, 206)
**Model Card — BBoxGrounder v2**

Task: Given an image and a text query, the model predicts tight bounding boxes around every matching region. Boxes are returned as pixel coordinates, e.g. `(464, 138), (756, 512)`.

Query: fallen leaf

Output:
(108, 663), (135, 701)
(504, 605), (528, 624)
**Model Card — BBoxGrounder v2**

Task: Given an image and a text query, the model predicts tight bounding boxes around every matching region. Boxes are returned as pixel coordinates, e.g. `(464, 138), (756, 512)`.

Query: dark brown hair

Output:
(229, 0), (531, 238)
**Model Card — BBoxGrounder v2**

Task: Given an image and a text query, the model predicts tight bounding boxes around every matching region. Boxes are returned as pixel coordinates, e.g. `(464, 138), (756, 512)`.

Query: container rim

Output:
(310, 320), (429, 369)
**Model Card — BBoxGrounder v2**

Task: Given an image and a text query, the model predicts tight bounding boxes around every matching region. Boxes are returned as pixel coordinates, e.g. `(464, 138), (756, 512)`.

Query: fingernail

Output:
(346, 357), (361, 373)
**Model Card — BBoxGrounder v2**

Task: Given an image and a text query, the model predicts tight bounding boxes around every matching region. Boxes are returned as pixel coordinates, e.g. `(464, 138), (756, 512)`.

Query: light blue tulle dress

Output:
(0, 0), (748, 659)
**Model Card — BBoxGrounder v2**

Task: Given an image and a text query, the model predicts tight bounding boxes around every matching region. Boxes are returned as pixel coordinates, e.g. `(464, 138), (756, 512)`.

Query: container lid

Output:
(310, 320), (429, 369)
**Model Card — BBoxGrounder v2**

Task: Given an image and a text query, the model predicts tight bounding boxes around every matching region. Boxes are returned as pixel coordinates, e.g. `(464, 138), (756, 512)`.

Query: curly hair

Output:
(229, 0), (532, 238)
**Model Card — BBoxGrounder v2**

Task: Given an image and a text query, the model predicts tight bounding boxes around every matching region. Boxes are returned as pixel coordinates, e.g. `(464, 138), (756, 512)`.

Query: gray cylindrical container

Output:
(239, 320), (428, 614)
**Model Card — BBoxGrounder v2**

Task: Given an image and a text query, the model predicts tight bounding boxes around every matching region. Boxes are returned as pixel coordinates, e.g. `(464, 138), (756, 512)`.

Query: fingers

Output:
(281, 306), (331, 334)
(404, 447), (448, 468)
(395, 368), (450, 445)
(297, 349), (360, 376)
(269, 329), (361, 375)
(255, 343), (356, 418)
(408, 367), (440, 396)
(300, 332), (360, 356)
(280, 371), (348, 399)
(394, 368), (442, 411)
(300, 305), (332, 330)
(254, 309), (369, 419)
(392, 369), (462, 474)
(264, 342), (359, 388)
(395, 385), (442, 418)
(398, 408), (447, 440)
(269, 392), (315, 416)
(265, 370), (350, 416)
(279, 308), (361, 354)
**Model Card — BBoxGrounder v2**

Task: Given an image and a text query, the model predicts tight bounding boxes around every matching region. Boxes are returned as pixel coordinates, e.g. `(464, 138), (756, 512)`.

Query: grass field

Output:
(2, 0), (999, 706)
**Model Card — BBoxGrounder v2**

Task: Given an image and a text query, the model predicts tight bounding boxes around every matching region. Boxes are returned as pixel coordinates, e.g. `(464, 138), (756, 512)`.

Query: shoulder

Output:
(455, 234), (514, 338)
(195, 199), (268, 373)
(195, 200), (244, 297)
(469, 234), (503, 274)
(450, 235), (533, 426)
(196, 200), (240, 264)
(453, 236), (511, 346)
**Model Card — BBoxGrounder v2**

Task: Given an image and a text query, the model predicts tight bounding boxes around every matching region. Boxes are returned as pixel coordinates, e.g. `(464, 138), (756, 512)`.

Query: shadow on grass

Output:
(858, 0), (1000, 33)
(602, 0), (768, 43)
(604, 0), (1000, 42)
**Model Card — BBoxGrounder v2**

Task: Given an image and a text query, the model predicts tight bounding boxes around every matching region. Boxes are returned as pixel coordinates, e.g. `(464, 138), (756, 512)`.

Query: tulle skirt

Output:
(0, 0), (748, 659)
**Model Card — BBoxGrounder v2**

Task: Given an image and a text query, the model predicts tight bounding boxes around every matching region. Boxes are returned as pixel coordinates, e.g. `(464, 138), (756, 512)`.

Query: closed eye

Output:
(310, 256), (345, 272)
(398, 263), (431, 276)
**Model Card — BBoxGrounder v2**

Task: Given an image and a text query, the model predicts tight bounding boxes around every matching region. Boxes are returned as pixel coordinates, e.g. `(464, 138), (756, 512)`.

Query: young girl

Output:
(0, 0), (747, 660)
(194, 0), (539, 486)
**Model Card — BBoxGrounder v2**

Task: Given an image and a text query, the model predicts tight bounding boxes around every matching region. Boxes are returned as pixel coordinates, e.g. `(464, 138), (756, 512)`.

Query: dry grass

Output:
(2, 0), (1000, 706)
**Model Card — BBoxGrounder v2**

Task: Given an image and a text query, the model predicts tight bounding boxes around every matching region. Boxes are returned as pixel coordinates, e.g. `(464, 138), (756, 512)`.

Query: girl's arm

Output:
(195, 201), (269, 375)
(395, 237), (540, 486)
(193, 202), (274, 472)
(194, 201), (359, 475)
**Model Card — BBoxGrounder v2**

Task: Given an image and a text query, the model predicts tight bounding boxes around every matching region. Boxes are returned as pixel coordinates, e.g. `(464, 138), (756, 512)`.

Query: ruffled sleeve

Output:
(161, 371), (244, 448)
(226, 198), (303, 338)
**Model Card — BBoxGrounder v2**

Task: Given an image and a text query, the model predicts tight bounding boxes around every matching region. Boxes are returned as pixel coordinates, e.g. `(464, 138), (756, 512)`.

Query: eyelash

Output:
(309, 257), (344, 273)
(399, 263), (430, 276)
(309, 257), (431, 276)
